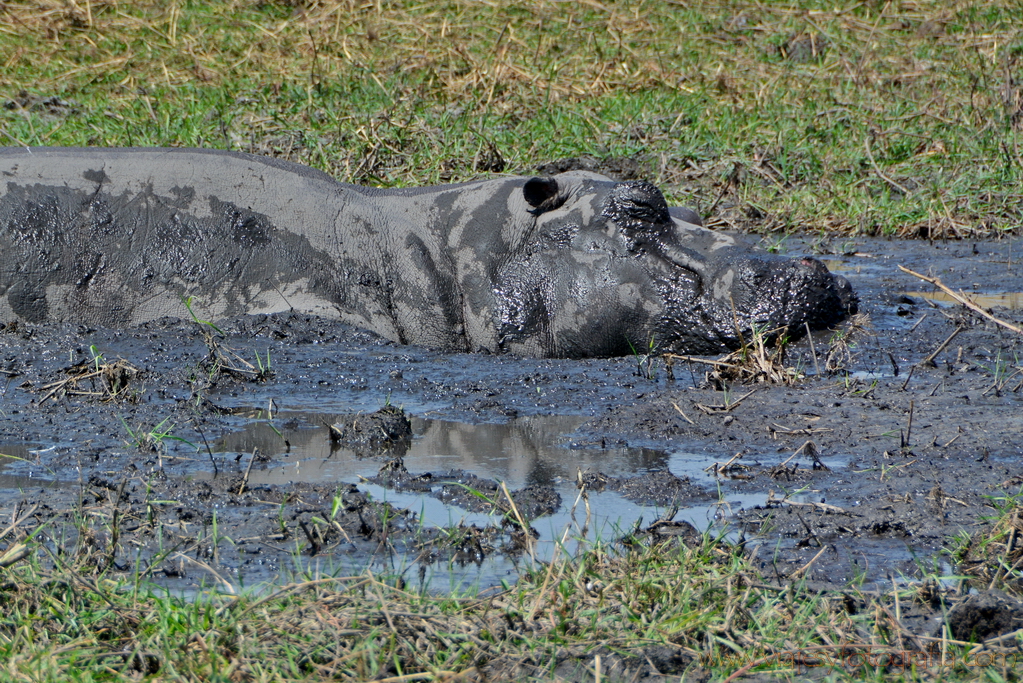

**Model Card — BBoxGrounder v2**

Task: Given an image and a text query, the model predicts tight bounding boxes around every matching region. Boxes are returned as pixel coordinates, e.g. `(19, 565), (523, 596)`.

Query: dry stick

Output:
(789, 545), (827, 579)
(695, 388), (757, 414)
(899, 363), (915, 391)
(365, 672), (460, 683)
(766, 492), (847, 514)
(720, 644), (901, 683)
(0, 543), (30, 568)
(704, 451), (743, 475)
(500, 481), (535, 566)
(237, 448), (258, 495)
(918, 325), (964, 368)
(804, 322), (821, 377)
(779, 440), (815, 468)
(224, 576), (371, 618)
(899, 265), (1023, 335)
(662, 353), (742, 370)
(968, 626), (1023, 654)
(902, 400), (914, 448)
(0, 503), (37, 540)
(371, 578), (398, 633)
(865, 136), (911, 195)
(670, 400), (695, 425)
(171, 552), (237, 595)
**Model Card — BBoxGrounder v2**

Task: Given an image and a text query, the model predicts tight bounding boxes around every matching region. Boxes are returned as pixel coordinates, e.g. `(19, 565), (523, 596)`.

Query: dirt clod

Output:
(944, 590), (1023, 642)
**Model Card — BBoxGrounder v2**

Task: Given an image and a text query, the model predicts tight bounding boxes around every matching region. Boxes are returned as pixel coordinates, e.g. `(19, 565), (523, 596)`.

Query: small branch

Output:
(670, 401), (695, 425)
(918, 325), (964, 368)
(899, 265), (1023, 335)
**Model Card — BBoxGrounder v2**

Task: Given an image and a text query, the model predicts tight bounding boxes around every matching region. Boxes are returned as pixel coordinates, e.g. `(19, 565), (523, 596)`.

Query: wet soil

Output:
(2, 236), (1023, 592)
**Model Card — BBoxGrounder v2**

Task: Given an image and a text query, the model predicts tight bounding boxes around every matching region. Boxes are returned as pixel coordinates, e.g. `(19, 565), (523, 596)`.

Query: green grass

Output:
(0, 522), (1006, 682)
(3, 0), (1023, 236)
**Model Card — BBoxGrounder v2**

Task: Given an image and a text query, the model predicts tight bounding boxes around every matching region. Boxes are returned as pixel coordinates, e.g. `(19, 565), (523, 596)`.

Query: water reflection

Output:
(214, 413), (669, 489)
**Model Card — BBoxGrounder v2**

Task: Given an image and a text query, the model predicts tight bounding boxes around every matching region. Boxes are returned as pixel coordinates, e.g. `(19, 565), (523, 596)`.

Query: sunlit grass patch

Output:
(1, 510), (1014, 681)
(2, 0), (1023, 235)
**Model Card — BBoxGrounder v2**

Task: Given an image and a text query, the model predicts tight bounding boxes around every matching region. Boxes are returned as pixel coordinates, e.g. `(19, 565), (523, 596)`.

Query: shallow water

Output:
(200, 413), (776, 589)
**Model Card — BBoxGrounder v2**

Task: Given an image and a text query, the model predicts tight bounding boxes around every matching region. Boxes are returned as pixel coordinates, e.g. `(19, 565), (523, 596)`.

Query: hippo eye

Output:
(604, 181), (671, 227)
(621, 198), (669, 223)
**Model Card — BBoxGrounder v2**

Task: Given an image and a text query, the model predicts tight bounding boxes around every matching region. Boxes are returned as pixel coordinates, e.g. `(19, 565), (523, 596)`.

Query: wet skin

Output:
(0, 147), (855, 358)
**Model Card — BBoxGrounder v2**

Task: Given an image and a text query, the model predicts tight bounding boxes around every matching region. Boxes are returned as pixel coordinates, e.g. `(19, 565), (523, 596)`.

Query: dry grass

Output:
(2, 1), (1023, 235)
(954, 497), (1023, 593)
(37, 357), (142, 404)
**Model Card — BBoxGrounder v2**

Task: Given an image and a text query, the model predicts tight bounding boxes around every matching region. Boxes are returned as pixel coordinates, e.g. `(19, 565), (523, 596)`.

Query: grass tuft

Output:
(2, 1), (1023, 236)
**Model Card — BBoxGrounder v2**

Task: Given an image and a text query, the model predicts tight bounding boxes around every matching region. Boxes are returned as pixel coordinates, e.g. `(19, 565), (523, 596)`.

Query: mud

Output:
(1, 236), (1023, 592)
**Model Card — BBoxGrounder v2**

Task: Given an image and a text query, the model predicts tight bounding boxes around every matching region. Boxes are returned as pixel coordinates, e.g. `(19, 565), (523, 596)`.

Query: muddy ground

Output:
(1, 236), (1022, 594)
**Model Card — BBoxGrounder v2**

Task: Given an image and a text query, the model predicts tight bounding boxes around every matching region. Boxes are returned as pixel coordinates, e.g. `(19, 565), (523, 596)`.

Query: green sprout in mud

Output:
(761, 235), (787, 254)
(276, 501), (289, 536)
(183, 295), (224, 335)
(843, 374), (879, 395)
(627, 334), (658, 381)
(120, 416), (196, 453)
(975, 349), (1022, 397)
(88, 344), (103, 373)
(253, 347), (274, 381)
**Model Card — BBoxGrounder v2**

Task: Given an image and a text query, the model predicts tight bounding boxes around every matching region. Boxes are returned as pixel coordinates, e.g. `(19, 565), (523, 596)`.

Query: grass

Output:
(2, 0), (1023, 237)
(1, 513), (1013, 682)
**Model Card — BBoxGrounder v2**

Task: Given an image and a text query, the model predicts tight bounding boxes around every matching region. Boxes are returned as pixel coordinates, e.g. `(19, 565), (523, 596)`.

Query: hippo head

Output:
(493, 172), (856, 358)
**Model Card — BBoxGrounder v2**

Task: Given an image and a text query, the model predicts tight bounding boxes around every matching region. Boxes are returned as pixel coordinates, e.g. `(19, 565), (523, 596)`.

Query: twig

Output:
(721, 644), (901, 683)
(865, 136), (910, 195)
(901, 400), (914, 448)
(222, 576), (370, 617)
(917, 325), (964, 368)
(899, 364), (915, 390)
(500, 482), (535, 566)
(789, 545), (827, 579)
(780, 440), (816, 467)
(238, 448), (258, 495)
(670, 400), (695, 425)
(766, 491), (848, 514)
(662, 353), (742, 369)
(365, 672), (461, 683)
(804, 322), (821, 377)
(968, 626), (1023, 653)
(694, 389), (757, 414)
(899, 266), (1023, 335)
(705, 451), (743, 475)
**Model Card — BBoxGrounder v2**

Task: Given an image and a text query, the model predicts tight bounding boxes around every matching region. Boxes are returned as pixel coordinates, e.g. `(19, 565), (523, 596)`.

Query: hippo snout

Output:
(657, 249), (856, 354)
(731, 254), (855, 334)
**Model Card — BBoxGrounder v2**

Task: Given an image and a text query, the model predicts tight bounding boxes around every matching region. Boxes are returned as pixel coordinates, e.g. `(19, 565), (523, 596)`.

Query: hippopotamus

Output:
(0, 147), (855, 358)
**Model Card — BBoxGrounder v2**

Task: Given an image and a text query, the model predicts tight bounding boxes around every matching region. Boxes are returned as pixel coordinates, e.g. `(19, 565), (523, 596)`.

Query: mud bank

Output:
(1, 236), (1022, 591)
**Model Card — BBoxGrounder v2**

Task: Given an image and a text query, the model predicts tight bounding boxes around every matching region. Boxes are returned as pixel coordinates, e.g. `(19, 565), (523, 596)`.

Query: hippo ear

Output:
(669, 206), (702, 227)
(523, 177), (560, 212)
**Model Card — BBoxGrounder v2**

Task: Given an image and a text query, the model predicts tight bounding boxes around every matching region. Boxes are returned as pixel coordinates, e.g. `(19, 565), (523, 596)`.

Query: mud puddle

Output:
(2, 236), (1023, 593)
(205, 413), (758, 588)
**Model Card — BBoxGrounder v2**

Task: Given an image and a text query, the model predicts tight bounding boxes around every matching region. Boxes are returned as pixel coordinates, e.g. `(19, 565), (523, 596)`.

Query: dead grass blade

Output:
(37, 359), (141, 405)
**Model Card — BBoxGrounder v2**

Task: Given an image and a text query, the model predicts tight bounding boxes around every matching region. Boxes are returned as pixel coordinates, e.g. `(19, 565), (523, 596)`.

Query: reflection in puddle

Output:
(905, 290), (1023, 310)
(213, 414), (667, 488)
(208, 413), (768, 585)
(0, 443), (64, 489)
